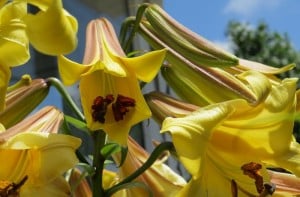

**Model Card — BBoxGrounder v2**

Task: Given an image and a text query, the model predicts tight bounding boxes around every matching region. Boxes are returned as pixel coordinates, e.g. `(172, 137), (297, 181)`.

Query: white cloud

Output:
(224, 0), (282, 16)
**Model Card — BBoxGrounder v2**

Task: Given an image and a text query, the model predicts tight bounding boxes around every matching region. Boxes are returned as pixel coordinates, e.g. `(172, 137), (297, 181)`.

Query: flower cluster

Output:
(1, 1), (300, 196)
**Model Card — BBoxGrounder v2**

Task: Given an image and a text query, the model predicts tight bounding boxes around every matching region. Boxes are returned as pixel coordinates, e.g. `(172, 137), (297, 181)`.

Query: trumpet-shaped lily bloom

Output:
(58, 18), (166, 145)
(0, 0), (78, 111)
(161, 77), (300, 196)
(0, 106), (81, 196)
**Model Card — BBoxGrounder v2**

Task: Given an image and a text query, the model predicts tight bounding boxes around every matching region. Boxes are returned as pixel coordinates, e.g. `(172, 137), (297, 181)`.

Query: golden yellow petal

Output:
(58, 55), (92, 85)
(236, 70), (272, 105)
(0, 132), (81, 184)
(24, 0), (78, 55)
(21, 176), (71, 197)
(121, 49), (166, 82)
(0, 2), (29, 67)
(161, 102), (234, 176)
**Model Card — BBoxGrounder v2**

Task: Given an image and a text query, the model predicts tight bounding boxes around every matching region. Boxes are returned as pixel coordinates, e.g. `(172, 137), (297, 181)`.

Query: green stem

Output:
(92, 130), (107, 197)
(7, 74), (31, 93)
(105, 141), (175, 196)
(46, 77), (85, 121)
(121, 3), (149, 53)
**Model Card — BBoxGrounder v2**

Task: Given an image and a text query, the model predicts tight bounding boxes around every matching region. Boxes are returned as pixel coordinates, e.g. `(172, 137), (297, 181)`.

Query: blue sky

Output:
(163, 0), (300, 51)
(36, 0), (300, 111)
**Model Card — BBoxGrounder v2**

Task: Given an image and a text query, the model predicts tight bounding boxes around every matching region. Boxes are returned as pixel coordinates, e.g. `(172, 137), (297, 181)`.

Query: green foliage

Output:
(226, 21), (300, 77)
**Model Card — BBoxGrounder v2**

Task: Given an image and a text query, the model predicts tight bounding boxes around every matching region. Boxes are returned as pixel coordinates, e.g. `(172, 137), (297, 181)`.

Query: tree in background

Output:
(226, 21), (300, 78)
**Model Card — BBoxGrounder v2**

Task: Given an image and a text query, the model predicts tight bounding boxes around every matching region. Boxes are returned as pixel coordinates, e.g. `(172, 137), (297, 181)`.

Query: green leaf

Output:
(104, 159), (115, 165)
(64, 115), (88, 132)
(100, 142), (122, 159)
(118, 146), (128, 167)
(76, 162), (95, 176)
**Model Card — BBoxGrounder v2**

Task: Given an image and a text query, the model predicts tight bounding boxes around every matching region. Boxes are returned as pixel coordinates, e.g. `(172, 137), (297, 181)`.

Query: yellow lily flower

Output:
(160, 78), (300, 196)
(0, 106), (81, 196)
(0, 0), (77, 111)
(58, 18), (166, 145)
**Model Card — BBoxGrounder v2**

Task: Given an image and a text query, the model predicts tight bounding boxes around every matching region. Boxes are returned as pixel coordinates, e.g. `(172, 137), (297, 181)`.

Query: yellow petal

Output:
(236, 70), (272, 104)
(102, 169), (117, 190)
(58, 55), (92, 85)
(0, 65), (11, 111)
(0, 132), (81, 185)
(0, 1), (29, 67)
(121, 49), (166, 82)
(0, 124), (5, 132)
(0, 0), (7, 7)
(21, 176), (71, 197)
(239, 58), (295, 74)
(161, 102), (234, 176)
(24, 0), (78, 55)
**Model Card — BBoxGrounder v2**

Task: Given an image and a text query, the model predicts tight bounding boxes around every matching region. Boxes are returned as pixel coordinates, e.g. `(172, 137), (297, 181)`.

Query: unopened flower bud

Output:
(0, 76), (49, 127)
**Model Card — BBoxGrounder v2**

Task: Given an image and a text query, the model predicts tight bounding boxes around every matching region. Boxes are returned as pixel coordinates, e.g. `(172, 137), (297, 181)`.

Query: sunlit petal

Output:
(0, 1), (29, 67)
(24, 0), (78, 55)
(121, 49), (166, 82)
(159, 77), (299, 196)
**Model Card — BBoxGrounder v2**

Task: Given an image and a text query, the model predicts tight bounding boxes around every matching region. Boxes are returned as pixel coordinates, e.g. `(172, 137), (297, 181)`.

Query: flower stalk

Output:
(47, 77), (85, 121)
(91, 130), (107, 197)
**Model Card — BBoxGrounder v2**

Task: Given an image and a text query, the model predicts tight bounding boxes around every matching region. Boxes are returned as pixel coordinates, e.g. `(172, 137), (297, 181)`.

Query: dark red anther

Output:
(241, 162), (264, 194)
(91, 95), (114, 123)
(112, 94), (135, 121)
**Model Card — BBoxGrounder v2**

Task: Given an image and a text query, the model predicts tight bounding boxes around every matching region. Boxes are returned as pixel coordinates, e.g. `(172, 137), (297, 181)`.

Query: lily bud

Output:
(145, 91), (199, 124)
(143, 4), (238, 67)
(136, 4), (296, 107)
(0, 76), (49, 128)
(139, 19), (274, 106)
(0, 106), (63, 142)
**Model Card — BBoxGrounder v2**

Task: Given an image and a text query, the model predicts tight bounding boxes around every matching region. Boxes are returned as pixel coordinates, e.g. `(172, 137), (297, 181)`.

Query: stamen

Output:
(241, 162), (264, 194)
(0, 175), (28, 197)
(92, 95), (114, 123)
(112, 94), (135, 121)
(231, 179), (238, 197)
